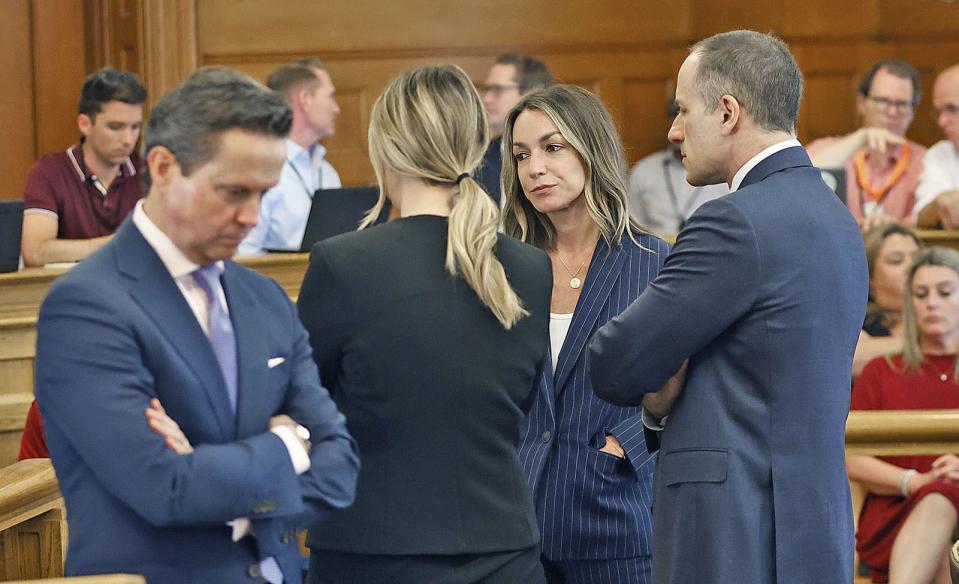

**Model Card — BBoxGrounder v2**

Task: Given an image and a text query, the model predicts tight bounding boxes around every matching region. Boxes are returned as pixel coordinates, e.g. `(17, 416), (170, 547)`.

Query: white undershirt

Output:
(549, 312), (574, 371)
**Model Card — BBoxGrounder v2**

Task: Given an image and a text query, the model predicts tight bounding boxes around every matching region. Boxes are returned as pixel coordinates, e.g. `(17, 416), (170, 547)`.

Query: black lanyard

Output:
(286, 159), (322, 200)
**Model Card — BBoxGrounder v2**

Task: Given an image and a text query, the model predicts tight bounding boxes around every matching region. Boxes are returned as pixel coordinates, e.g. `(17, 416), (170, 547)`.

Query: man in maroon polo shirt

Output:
(21, 68), (147, 266)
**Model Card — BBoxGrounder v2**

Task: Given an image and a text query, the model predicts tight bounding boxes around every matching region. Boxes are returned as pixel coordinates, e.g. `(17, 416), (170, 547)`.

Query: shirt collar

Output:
(66, 139), (137, 184)
(730, 138), (802, 192)
(286, 138), (327, 166)
(132, 200), (224, 279)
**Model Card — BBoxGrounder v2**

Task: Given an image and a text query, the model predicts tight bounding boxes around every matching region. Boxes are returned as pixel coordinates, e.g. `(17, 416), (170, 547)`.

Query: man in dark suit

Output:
(589, 30), (868, 583)
(478, 54), (552, 203)
(35, 67), (359, 584)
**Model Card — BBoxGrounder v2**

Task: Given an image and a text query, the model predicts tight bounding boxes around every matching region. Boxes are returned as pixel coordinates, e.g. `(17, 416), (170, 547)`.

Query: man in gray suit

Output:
(589, 30), (868, 583)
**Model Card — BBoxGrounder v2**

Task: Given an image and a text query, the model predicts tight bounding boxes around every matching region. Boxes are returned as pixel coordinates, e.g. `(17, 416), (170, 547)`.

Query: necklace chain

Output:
(556, 249), (590, 290)
(926, 356), (956, 383)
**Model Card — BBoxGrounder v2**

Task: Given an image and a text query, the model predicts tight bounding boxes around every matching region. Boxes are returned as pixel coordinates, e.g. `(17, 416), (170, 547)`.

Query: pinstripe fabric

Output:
(518, 233), (670, 568)
(543, 555), (653, 584)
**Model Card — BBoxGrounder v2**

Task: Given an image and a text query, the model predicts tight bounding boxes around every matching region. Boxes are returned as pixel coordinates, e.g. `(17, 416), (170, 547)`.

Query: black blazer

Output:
(297, 214), (551, 555)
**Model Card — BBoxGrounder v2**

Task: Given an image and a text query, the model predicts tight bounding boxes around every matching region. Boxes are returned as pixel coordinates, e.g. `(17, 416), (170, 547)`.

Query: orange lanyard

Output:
(854, 142), (911, 203)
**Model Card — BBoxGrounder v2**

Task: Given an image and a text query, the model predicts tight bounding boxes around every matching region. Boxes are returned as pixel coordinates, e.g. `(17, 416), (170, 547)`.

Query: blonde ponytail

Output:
(447, 175), (528, 329)
(364, 64), (529, 329)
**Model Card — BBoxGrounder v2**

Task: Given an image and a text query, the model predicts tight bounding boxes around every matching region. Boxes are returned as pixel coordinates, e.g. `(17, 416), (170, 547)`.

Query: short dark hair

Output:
(78, 68), (147, 120)
(690, 30), (803, 134)
(142, 67), (292, 188)
(266, 57), (326, 97)
(495, 54), (553, 93)
(858, 60), (922, 105)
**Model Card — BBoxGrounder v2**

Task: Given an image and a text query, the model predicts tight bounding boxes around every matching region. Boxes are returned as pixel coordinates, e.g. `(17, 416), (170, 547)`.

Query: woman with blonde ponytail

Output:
(297, 64), (551, 583)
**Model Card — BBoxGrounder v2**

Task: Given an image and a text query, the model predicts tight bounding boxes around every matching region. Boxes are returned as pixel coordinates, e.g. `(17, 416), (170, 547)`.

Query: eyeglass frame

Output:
(865, 94), (917, 113)
(482, 83), (520, 97)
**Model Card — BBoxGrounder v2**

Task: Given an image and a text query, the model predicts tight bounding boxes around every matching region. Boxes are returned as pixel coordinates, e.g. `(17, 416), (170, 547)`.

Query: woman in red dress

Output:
(849, 246), (959, 584)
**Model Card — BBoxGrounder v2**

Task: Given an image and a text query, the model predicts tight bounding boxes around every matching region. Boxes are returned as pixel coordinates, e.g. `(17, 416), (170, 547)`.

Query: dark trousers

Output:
(308, 545), (545, 584)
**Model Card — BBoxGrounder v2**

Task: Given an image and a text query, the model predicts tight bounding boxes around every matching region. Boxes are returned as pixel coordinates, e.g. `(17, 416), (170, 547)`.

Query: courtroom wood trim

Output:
(14, 576), (145, 583)
(845, 409), (959, 455)
(0, 394), (33, 434)
(0, 460), (61, 533)
(202, 41), (691, 64)
(140, 0), (197, 107)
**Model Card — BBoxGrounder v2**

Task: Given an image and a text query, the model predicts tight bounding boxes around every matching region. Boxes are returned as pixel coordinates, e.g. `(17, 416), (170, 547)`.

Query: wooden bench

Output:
(0, 459), (65, 580)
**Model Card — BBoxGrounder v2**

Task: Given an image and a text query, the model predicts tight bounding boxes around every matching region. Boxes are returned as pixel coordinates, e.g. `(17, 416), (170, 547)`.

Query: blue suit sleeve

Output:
(588, 198), (761, 406)
(35, 279), (316, 528)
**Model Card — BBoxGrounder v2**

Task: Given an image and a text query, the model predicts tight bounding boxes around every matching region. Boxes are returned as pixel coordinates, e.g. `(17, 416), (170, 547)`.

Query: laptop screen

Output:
(0, 200), (24, 273)
(297, 186), (391, 252)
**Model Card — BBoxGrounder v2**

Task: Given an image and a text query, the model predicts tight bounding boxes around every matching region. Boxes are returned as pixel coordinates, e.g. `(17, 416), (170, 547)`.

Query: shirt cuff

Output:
(229, 517), (252, 542)
(642, 408), (668, 431)
(271, 425), (311, 475)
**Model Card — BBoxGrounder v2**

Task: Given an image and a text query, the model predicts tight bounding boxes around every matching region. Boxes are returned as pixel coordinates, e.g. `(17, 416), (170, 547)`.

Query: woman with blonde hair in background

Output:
(853, 224), (922, 376)
(848, 246), (959, 584)
(297, 64), (551, 583)
(503, 84), (672, 583)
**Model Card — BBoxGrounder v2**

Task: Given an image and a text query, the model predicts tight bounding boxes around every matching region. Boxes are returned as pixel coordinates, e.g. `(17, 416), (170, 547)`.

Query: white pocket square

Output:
(267, 357), (286, 369)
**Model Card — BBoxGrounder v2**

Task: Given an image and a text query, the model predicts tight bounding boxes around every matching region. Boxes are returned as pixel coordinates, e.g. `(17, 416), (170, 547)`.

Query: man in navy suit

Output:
(35, 67), (359, 584)
(589, 31), (868, 583)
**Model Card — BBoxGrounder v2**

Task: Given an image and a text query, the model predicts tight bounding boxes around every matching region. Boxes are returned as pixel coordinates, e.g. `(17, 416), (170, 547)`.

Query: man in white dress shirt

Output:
(239, 58), (342, 254)
(914, 64), (959, 228)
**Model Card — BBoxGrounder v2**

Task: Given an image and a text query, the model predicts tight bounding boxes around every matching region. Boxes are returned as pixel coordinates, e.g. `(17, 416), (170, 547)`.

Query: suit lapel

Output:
(225, 264), (273, 439)
(118, 222), (235, 439)
(553, 239), (627, 395)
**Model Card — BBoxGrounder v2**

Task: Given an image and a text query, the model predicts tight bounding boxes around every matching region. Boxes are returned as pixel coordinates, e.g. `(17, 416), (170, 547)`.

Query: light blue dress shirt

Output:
(238, 139), (342, 255)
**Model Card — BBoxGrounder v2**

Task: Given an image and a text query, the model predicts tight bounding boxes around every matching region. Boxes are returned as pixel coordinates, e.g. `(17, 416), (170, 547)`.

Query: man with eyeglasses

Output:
(477, 54), (552, 204)
(807, 60), (926, 230)
(914, 64), (959, 229)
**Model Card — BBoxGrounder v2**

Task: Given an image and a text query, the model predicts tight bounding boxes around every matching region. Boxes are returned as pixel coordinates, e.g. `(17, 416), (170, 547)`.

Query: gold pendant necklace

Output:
(556, 250), (590, 289)
(926, 356), (955, 382)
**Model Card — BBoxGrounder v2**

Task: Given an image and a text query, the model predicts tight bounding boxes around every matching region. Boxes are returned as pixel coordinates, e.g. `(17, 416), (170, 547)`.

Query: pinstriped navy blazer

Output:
(518, 232), (669, 561)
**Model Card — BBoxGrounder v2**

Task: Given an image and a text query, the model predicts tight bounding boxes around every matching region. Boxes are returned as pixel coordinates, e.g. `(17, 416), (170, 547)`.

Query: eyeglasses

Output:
(866, 95), (916, 113)
(482, 84), (519, 97)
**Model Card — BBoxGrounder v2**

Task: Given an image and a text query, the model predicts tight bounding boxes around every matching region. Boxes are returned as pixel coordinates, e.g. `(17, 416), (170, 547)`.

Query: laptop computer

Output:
(295, 186), (391, 252)
(0, 200), (24, 273)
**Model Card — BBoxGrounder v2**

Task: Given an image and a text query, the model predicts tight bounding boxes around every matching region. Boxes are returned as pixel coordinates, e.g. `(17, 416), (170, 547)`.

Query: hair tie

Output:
(455, 172), (470, 185)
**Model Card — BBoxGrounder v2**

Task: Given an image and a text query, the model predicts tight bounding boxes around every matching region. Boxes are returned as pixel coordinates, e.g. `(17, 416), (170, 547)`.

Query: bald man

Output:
(915, 64), (959, 228)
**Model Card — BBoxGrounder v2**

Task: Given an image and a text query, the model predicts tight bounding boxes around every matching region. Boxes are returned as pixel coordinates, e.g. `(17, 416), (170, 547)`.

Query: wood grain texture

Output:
(31, 0), (87, 157)
(0, 0), (37, 200)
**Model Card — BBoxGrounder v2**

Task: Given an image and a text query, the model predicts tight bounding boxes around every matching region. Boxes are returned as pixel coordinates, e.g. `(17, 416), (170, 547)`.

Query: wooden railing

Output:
(918, 231), (959, 252)
(846, 409), (959, 456)
(0, 459), (66, 580)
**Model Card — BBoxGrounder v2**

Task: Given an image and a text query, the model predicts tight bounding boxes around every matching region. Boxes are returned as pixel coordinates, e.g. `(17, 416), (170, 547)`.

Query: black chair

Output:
(0, 200), (23, 273)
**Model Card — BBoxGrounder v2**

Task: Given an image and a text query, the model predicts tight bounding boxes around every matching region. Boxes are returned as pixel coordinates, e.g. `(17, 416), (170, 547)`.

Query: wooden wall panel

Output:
(878, 0), (959, 39)
(31, 0), (87, 158)
(197, 0), (689, 56)
(0, 0), (37, 200)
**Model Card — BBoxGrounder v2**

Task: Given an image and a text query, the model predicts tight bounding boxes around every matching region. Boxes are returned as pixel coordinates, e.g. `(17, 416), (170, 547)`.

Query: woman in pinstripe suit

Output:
(503, 85), (671, 584)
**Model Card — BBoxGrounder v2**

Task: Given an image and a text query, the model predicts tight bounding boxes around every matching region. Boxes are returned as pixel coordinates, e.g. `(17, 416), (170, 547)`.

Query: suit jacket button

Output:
(541, 430), (551, 443)
(248, 563), (262, 578)
(280, 532), (291, 544)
